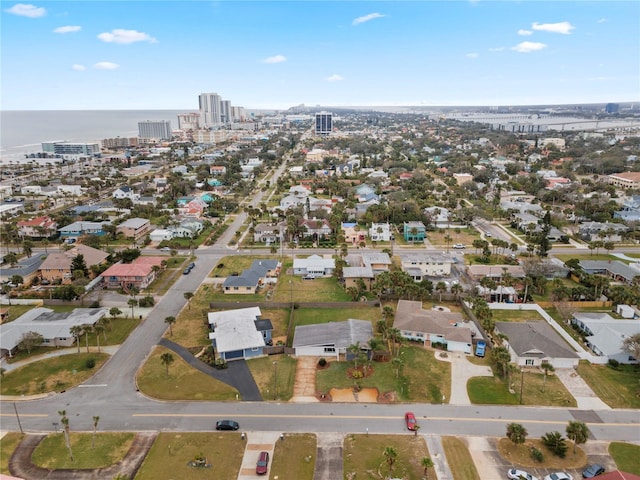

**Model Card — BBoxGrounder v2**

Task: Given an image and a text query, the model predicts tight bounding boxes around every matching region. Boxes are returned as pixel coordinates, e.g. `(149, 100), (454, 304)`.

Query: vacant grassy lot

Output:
(428, 228), (480, 247)
(0, 353), (109, 396)
(136, 432), (245, 480)
(210, 255), (273, 277)
(270, 433), (316, 479)
(343, 433), (433, 480)
(490, 309), (546, 323)
(497, 438), (586, 469)
(294, 306), (382, 327)
(31, 432), (134, 469)
(442, 436), (480, 480)
(554, 253), (619, 263)
(82, 317), (141, 347)
(0, 432), (23, 473)
(136, 346), (238, 401)
(609, 442), (640, 474)
(246, 354), (296, 401)
(576, 361), (640, 409)
(272, 272), (352, 302)
(317, 345), (450, 403)
(166, 284), (214, 348)
(468, 370), (576, 407)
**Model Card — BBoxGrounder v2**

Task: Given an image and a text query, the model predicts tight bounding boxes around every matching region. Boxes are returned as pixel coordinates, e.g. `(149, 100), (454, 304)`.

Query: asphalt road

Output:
(2, 157), (639, 446)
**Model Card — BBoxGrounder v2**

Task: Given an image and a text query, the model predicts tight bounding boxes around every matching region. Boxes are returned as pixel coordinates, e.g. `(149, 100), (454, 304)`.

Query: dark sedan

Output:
(215, 419), (239, 431)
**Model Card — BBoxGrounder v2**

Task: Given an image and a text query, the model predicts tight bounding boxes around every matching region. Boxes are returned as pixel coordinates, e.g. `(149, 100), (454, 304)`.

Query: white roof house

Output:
(293, 255), (335, 277)
(207, 307), (270, 361)
(572, 312), (640, 364)
(0, 307), (107, 357)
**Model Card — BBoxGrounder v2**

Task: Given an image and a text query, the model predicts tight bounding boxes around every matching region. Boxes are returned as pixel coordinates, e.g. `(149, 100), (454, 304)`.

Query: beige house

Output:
(117, 217), (151, 241)
(39, 244), (109, 283)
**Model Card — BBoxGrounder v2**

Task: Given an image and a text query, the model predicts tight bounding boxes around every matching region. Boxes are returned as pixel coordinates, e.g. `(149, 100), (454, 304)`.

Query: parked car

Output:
(485, 231), (492, 237)
(475, 340), (486, 357)
(215, 420), (239, 431)
(160, 246), (171, 252)
(182, 268), (191, 275)
(188, 262), (195, 269)
(404, 412), (417, 431)
(508, 469), (539, 480)
(255, 451), (269, 475)
(453, 243), (465, 249)
(582, 465), (605, 478)
(544, 473), (573, 480)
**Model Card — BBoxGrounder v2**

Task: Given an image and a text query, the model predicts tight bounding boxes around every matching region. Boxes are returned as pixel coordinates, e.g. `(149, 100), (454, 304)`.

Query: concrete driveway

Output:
(436, 351), (493, 405)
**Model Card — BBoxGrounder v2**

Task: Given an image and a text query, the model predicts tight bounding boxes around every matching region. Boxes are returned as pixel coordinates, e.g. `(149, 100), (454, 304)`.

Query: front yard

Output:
(575, 361), (640, 409)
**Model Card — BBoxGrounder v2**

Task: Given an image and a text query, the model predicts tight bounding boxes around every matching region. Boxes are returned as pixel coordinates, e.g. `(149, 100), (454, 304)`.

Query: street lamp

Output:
(273, 361), (278, 400)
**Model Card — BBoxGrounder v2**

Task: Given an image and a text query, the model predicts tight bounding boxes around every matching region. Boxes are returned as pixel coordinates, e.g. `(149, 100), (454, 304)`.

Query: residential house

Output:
(369, 222), (391, 242)
(398, 253), (453, 280)
(342, 223), (367, 245)
(58, 221), (110, 238)
(253, 223), (284, 244)
(293, 255), (335, 277)
(209, 165), (227, 176)
(292, 319), (374, 358)
(149, 229), (174, 243)
(100, 257), (163, 290)
(511, 212), (567, 242)
(0, 307), (107, 358)
(299, 218), (331, 240)
(578, 221), (628, 242)
(467, 264), (525, 282)
(578, 260), (640, 285)
(173, 218), (204, 238)
(424, 207), (452, 227)
(177, 197), (207, 217)
(614, 195), (640, 221)
(608, 172), (640, 189)
(342, 252), (391, 291)
(39, 244), (109, 284)
(17, 216), (58, 239)
(495, 321), (580, 368)
(353, 184), (379, 203)
(403, 221), (426, 242)
(572, 312), (640, 364)
(394, 299), (472, 354)
(476, 285), (518, 303)
(208, 307), (273, 361)
(500, 200), (544, 216)
(221, 259), (281, 294)
(453, 173), (473, 185)
(112, 185), (139, 202)
(116, 218), (151, 241)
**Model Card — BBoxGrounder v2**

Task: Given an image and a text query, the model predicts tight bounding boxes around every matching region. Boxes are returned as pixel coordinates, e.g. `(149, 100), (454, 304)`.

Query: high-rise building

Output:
(138, 120), (172, 140)
(42, 141), (101, 156)
(315, 111), (333, 135)
(199, 92), (222, 127)
(605, 103), (620, 114)
(177, 113), (200, 131)
(220, 100), (232, 124)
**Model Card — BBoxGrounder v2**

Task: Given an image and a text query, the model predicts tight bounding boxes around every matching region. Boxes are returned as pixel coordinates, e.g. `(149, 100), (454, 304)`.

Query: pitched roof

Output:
(40, 244), (109, 271)
(495, 321), (579, 359)
(394, 300), (468, 340)
(293, 319), (373, 349)
(207, 307), (265, 353)
(100, 263), (153, 277)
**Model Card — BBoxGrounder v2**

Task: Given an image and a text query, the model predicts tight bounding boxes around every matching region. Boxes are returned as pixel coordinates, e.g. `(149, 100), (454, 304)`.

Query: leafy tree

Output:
(119, 248), (141, 263)
(22, 239), (33, 258)
(164, 316), (176, 336)
(622, 333), (640, 364)
(19, 331), (44, 354)
(541, 431), (568, 458)
(566, 420), (589, 453)
(109, 307), (122, 320)
(70, 254), (89, 278)
(160, 352), (174, 377)
(506, 423), (528, 445)
(421, 456), (434, 479)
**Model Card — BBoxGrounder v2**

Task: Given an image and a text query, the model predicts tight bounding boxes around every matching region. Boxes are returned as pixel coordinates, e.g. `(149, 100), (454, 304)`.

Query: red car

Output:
(404, 412), (417, 431)
(256, 451), (269, 475)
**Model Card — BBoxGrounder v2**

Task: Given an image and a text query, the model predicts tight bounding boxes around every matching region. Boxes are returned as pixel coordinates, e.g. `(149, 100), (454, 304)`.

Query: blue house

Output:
(207, 307), (273, 361)
(403, 221), (426, 242)
(58, 221), (110, 238)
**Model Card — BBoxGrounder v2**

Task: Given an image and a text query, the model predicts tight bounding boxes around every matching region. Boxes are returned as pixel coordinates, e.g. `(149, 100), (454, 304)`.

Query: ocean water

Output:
(0, 109), (187, 163)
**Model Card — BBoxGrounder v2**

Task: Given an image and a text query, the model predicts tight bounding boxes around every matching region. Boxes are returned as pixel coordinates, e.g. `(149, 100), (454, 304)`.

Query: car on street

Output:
(508, 469), (539, 480)
(188, 262), (195, 269)
(404, 412), (417, 431)
(160, 247), (171, 252)
(544, 473), (573, 480)
(215, 419), (239, 431)
(453, 243), (465, 249)
(256, 451), (269, 475)
(485, 231), (492, 237)
(582, 464), (605, 477)
(182, 268), (191, 275)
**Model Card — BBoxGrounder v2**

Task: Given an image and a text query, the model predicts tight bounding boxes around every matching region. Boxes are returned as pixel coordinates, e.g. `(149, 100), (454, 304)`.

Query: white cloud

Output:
(597, 18), (607, 24)
(488, 47), (505, 52)
(97, 29), (156, 44)
(262, 55), (287, 64)
(5, 3), (45, 17)
(352, 13), (385, 25)
(511, 41), (547, 53)
(518, 29), (533, 36)
(531, 21), (575, 34)
(54, 25), (81, 34)
(466, 52), (479, 59)
(71, 64), (86, 71)
(326, 74), (344, 82)
(93, 61), (119, 70)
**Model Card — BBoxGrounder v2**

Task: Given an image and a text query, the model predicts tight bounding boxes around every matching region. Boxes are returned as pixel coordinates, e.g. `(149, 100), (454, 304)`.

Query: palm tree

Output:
(69, 325), (83, 353)
(391, 357), (404, 379)
(160, 352), (174, 377)
(506, 422), (528, 445)
(421, 456), (434, 479)
(164, 316), (176, 336)
(92, 415), (100, 449)
(94, 323), (105, 353)
(82, 324), (92, 352)
(451, 283), (463, 300)
(347, 342), (362, 369)
(58, 410), (74, 461)
(127, 298), (138, 318)
(381, 305), (395, 324)
(183, 291), (194, 310)
(383, 446), (397, 471)
(435, 281), (447, 302)
(566, 420), (589, 453)
(540, 360), (555, 393)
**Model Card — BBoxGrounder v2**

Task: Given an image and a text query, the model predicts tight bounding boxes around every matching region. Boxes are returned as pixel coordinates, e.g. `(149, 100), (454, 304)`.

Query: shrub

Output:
(85, 358), (96, 369)
(138, 296), (155, 308)
(608, 358), (620, 369)
(214, 358), (228, 369)
(89, 300), (101, 308)
(541, 431), (568, 458)
(530, 447), (544, 463)
(318, 358), (327, 367)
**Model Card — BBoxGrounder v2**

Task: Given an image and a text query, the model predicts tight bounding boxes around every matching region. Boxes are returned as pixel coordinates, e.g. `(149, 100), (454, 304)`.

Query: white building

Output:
(138, 120), (172, 141)
(293, 255), (335, 277)
(369, 223), (391, 242)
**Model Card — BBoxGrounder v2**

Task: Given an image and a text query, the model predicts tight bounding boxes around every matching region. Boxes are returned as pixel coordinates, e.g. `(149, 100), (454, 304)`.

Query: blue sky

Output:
(1, 1), (638, 110)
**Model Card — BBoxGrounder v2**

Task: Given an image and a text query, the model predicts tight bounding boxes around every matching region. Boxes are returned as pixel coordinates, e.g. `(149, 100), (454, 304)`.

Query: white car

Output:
(544, 473), (573, 480)
(508, 469), (539, 480)
(453, 243), (465, 249)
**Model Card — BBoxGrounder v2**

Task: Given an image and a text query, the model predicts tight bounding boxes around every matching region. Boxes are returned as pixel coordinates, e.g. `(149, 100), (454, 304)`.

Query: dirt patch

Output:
(329, 387), (379, 402)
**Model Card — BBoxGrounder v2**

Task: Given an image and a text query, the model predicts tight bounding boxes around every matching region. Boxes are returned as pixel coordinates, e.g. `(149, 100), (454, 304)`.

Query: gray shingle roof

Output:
(293, 319), (373, 349)
(495, 321), (578, 359)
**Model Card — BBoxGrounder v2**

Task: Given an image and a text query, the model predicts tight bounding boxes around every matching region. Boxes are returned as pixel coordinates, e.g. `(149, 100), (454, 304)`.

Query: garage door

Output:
(225, 350), (244, 360)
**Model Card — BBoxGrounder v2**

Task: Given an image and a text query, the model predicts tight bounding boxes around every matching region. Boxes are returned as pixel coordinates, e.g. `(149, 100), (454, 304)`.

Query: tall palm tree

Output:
(183, 292), (194, 310)
(160, 352), (174, 377)
(566, 420), (589, 453)
(540, 360), (555, 393)
(69, 325), (83, 353)
(93, 323), (105, 353)
(383, 446), (397, 471)
(421, 456), (434, 479)
(58, 410), (74, 462)
(506, 423), (528, 445)
(92, 415), (100, 449)
(164, 316), (176, 336)
(82, 325), (92, 353)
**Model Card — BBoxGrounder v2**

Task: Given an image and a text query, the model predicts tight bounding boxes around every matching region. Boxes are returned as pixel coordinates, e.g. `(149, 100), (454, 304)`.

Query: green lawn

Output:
(468, 370), (576, 407)
(609, 442), (640, 474)
(343, 433), (433, 480)
(135, 432), (245, 480)
(490, 309), (546, 323)
(271, 268), (352, 303)
(0, 353), (109, 396)
(317, 345), (450, 403)
(293, 306), (382, 327)
(576, 361), (640, 408)
(210, 255), (273, 277)
(136, 346), (239, 401)
(270, 433), (316, 480)
(442, 436), (480, 480)
(0, 432), (23, 474)
(31, 432), (134, 469)
(246, 354), (296, 401)
(82, 317), (141, 347)
(0, 304), (37, 324)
